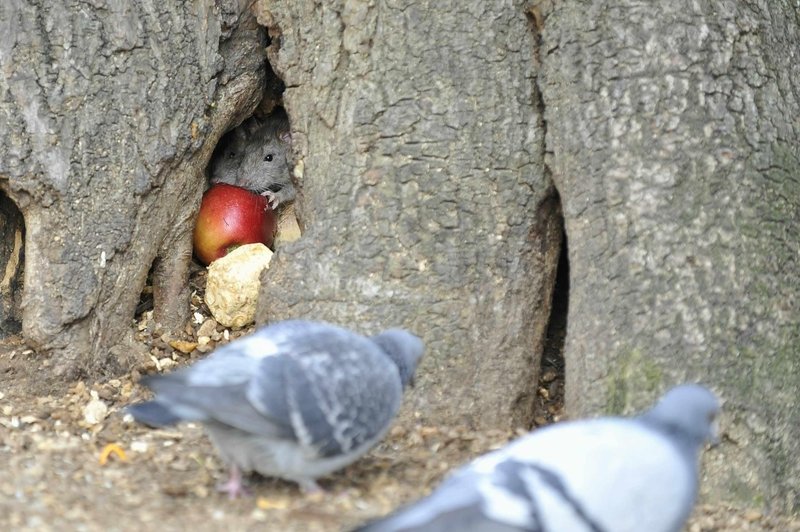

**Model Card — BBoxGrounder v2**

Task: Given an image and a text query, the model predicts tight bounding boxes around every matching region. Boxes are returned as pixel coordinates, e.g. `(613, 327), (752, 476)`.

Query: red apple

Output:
(193, 184), (278, 265)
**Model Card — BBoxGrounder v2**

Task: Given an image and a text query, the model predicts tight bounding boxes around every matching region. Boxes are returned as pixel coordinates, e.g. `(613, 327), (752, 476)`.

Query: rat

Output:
(209, 107), (294, 209)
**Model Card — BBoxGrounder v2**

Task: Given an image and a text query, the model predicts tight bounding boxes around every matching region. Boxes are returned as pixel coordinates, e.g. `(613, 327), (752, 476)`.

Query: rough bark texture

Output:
(0, 1), (266, 379)
(255, 0), (560, 428)
(540, 0), (799, 512)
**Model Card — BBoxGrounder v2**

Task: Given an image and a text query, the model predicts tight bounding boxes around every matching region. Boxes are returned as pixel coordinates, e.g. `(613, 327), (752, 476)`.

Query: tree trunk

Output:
(0, 1), (266, 379)
(256, 0), (561, 428)
(540, 0), (799, 512)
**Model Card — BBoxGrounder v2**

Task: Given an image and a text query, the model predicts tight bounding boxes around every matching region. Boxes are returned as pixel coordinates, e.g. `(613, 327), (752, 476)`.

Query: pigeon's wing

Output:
(491, 419), (695, 532)
(130, 322), (323, 436)
(248, 323), (403, 457)
(162, 320), (332, 387)
(355, 466), (539, 532)
(130, 320), (375, 438)
(128, 365), (246, 427)
(136, 365), (294, 438)
(179, 321), (312, 386)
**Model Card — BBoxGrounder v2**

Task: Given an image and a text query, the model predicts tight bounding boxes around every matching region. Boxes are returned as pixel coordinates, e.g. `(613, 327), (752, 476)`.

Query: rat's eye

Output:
(227, 151), (237, 159)
(264, 154), (274, 162)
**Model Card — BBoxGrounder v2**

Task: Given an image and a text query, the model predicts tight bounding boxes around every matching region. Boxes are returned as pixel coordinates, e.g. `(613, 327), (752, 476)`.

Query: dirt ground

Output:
(0, 270), (798, 531)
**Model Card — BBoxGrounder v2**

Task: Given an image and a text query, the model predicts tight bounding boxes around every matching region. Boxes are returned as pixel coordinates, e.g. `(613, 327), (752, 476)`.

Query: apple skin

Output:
(193, 184), (278, 265)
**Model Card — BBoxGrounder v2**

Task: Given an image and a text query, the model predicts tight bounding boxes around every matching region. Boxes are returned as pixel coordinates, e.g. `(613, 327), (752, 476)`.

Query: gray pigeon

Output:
(128, 319), (424, 497)
(356, 384), (720, 532)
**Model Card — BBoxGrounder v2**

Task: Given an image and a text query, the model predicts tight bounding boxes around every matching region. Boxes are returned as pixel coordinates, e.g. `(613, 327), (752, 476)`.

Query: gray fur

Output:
(128, 320), (424, 492)
(209, 107), (294, 208)
(356, 384), (720, 532)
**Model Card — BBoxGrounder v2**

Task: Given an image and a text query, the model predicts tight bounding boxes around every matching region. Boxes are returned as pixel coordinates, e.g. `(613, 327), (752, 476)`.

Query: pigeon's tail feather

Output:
(127, 401), (182, 427)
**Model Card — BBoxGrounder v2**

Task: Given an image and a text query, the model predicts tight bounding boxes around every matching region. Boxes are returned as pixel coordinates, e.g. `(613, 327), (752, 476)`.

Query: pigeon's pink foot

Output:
(217, 466), (251, 499)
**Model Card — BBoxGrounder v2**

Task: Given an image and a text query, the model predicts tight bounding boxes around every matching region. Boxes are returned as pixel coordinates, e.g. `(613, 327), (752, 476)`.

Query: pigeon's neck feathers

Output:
(370, 329), (424, 388)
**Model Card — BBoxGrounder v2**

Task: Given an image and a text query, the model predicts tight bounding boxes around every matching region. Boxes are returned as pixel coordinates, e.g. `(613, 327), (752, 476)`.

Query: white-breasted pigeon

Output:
(356, 384), (720, 532)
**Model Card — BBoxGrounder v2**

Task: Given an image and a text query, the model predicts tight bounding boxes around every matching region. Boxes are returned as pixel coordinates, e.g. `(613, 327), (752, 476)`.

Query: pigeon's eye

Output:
(264, 154), (274, 162)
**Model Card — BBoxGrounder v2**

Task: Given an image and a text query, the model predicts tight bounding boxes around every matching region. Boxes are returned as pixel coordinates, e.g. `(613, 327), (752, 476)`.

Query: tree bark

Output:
(256, 0), (561, 428)
(0, 1), (266, 379)
(540, 0), (799, 512)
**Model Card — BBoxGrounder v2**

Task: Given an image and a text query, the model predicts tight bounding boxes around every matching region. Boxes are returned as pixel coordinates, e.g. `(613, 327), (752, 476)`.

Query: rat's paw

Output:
(261, 190), (280, 210)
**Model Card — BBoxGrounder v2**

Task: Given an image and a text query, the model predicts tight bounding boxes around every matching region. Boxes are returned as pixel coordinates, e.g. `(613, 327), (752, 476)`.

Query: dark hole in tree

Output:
(205, 54), (287, 193)
(135, 269), (155, 318)
(531, 227), (569, 428)
(133, 56), (289, 318)
(0, 191), (25, 337)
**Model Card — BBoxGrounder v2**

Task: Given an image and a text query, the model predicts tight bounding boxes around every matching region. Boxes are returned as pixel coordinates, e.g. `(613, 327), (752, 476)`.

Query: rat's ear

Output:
(241, 116), (264, 136)
(279, 130), (292, 144)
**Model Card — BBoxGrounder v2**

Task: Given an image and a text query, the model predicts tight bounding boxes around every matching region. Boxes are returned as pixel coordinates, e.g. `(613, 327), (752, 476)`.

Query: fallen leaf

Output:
(99, 443), (128, 465)
(169, 340), (198, 354)
(257, 496), (289, 510)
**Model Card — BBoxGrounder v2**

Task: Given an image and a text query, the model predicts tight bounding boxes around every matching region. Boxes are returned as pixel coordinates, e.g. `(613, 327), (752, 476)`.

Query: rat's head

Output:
(208, 126), (250, 185)
(209, 108), (292, 193)
(235, 116), (291, 194)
